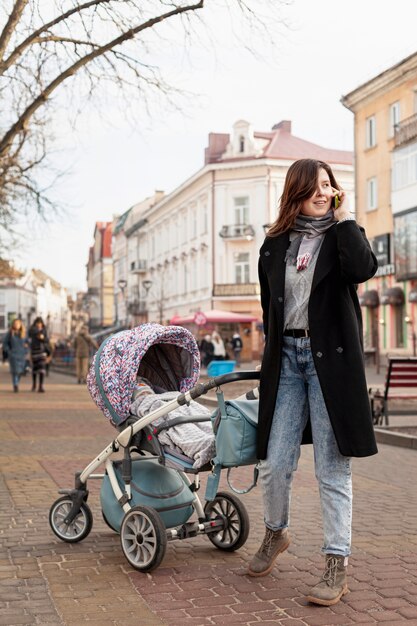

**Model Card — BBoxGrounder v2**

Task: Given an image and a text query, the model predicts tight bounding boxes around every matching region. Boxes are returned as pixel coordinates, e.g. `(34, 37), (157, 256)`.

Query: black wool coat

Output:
(258, 220), (378, 459)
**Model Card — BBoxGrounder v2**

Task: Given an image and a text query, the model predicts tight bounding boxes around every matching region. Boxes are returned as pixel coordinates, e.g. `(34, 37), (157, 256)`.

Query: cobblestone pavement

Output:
(1, 363), (417, 626)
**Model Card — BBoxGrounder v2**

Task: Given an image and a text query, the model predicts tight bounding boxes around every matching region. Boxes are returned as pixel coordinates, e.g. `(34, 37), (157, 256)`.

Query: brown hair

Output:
(267, 159), (340, 237)
(10, 318), (25, 338)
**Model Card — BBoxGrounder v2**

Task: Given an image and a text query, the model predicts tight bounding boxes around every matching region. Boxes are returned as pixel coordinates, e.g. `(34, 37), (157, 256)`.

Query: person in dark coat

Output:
(231, 332), (243, 366)
(247, 159), (378, 607)
(3, 319), (28, 392)
(199, 334), (214, 367)
(29, 317), (50, 393)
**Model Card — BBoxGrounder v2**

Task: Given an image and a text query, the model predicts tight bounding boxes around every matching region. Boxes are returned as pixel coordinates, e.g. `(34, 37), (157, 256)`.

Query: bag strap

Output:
(226, 465), (259, 494)
(204, 463), (222, 501)
(216, 389), (227, 417)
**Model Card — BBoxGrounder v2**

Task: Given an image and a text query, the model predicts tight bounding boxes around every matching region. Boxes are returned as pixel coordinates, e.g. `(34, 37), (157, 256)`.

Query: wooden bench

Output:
(369, 357), (417, 426)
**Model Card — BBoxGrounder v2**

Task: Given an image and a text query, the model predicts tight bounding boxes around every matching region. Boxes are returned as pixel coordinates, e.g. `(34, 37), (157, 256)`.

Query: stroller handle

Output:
(178, 370), (261, 405)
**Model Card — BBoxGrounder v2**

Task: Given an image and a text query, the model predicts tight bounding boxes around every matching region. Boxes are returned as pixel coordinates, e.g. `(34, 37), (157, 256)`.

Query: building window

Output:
(392, 143), (417, 190)
(394, 209), (417, 280)
(366, 115), (376, 148)
(183, 263), (188, 293)
(234, 196), (249, 224)
(181, 212), (187, 244)
(389, 101), (400, 138)
(202, 204), (208, 234)
(235, 252), (250, 284)
(367, 177), (378, 210)
(239, 135), (245, 153)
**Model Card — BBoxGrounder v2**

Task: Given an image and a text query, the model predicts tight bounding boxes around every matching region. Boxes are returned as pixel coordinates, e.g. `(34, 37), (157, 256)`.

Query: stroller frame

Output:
(49, 370), (260, 572)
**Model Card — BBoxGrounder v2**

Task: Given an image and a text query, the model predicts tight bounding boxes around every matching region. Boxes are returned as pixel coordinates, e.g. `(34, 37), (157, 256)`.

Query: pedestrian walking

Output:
(249, 158), (378, 606)
(73, 325), (98, 384)
(29, 317), (50, 393)
(199, 334), (214, 367)
(231, 332), (243, 366)
(211, 331), (226, 360)
(3, 319), (28, 392)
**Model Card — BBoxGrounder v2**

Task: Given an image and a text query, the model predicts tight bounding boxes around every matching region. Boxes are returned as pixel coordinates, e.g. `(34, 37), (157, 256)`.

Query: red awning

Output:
(170, 308), (258, 325)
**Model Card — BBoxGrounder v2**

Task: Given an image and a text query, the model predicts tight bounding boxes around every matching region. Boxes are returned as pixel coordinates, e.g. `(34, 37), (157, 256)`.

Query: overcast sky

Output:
(13, 0), (417, 292)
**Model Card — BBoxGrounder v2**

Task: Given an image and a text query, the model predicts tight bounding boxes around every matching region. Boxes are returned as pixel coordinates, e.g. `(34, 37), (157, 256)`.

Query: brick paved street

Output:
(1, 362), (417, 625)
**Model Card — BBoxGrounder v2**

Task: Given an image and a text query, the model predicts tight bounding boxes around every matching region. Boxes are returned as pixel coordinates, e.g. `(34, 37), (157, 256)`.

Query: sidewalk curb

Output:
(374, 426), (417, 450)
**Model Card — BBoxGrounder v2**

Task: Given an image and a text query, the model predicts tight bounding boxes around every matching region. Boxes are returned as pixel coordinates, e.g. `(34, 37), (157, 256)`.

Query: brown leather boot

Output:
(247, 527), (290, 577)
(307, 554), (348, 606)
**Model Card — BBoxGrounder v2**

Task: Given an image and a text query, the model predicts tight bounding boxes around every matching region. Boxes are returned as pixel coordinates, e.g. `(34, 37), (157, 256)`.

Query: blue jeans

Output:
(258, 336), (352, 557)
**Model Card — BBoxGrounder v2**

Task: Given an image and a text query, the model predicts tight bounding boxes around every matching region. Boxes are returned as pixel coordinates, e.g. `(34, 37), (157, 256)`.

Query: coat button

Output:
(316, 351), (323, 358)
(264, 250), (270, 256)
(278, 297), (283, 302)
(336, 346), (343, 353)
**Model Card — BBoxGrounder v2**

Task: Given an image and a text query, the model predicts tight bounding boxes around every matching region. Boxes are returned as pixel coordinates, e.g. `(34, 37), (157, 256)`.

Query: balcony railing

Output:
(219, 224), (255, 239)
(130, 259), (147, 273)
(213, 283), (260, 297)
(394, 113), (417, 148)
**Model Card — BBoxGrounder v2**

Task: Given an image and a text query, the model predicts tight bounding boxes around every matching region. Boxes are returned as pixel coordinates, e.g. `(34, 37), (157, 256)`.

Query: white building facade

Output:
(0, 263), (69, 339)
(115, 120), (354, 358)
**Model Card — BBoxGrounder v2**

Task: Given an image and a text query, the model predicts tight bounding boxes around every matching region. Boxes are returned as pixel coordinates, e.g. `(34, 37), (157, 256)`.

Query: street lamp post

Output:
(142, 280), (153, 323)
(117, 279), (127, 326)
(405, 316), (417, 357)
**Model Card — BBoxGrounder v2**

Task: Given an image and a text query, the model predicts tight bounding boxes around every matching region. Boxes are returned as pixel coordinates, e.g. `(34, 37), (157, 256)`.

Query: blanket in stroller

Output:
(130, 390), (214, 468)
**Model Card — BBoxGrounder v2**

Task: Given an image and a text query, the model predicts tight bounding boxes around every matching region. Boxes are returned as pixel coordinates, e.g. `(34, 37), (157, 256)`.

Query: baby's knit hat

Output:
(131, 376), (154, 401)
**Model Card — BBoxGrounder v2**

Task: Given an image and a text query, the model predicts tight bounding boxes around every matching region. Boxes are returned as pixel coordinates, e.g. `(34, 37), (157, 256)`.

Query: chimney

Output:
(204, 132), (230, 164)
(272, 120), (292, 133)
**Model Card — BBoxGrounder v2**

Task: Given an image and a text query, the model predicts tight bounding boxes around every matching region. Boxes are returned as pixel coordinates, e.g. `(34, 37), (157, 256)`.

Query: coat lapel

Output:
(311, 224), (338, 293)
(262, 232), (289, 297)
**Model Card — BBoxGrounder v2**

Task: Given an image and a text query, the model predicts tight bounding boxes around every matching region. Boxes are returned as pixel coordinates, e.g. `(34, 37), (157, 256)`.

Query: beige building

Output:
(86, 222), (114, 331)
(342, 52), (417, 358)
(116, 120), (353, 359)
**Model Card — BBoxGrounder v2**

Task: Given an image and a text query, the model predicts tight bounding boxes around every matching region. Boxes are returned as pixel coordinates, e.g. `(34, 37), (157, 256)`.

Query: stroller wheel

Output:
(49, 496), (93, 543)
(120, 505), (167, 572)
(204, 491), (250, 552)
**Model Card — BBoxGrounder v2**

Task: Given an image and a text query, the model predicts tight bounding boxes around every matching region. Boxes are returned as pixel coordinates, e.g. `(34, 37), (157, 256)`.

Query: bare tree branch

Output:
(0, 0), (112, 74)
(0, 0), (28, 60)
(0, 0), (289, 252)
(0, 1), (204, 157)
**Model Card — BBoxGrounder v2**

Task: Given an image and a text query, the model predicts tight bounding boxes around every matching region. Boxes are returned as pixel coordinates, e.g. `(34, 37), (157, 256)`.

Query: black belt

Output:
(284, 329), (310, 338)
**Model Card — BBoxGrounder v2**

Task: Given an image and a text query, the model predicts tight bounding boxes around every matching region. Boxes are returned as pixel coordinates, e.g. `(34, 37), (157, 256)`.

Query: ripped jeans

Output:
(258, 336), (352, 557)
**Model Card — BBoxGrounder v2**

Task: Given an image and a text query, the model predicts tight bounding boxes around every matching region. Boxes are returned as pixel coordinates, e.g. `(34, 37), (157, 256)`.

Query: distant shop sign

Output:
(375, 264), (395, 277)
(193, 311), (207, 326)
(371, 234), (390, 267)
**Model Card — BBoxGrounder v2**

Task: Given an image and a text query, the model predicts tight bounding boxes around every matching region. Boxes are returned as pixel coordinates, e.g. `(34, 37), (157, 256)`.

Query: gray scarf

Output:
(285, 210), (336, 271)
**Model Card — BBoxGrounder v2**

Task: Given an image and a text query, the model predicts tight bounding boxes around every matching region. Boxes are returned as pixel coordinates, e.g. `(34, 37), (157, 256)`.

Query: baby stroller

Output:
(49, 323), (260, 572)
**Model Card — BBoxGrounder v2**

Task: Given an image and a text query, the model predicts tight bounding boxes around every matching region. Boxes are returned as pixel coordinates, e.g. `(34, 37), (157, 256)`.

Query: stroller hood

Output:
(87, 323), (200, 426)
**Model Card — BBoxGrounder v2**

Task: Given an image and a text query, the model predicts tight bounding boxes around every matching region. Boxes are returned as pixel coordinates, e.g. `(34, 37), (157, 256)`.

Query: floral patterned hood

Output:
(86, 323), (200, 427)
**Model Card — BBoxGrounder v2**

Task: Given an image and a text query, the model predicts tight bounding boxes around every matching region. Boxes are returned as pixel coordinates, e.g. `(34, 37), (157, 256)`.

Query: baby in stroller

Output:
(129, 375), (215, 468)
(86, 323), (215, 467)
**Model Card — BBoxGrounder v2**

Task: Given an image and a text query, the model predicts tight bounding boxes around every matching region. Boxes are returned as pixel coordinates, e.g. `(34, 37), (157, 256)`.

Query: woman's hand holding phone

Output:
(331, 187), (351, 222)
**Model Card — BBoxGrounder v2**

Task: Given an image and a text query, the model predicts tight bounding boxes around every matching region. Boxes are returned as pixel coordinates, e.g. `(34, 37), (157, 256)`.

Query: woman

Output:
(3, 319), (28, 392)
(211, 331), (226, 360)
(248, 159), (378, 606)
(29, 317), (50, 393)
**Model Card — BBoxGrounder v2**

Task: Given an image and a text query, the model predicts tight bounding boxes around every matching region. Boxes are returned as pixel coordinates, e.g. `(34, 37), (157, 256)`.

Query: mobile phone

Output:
(333, 194), (340, 209)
